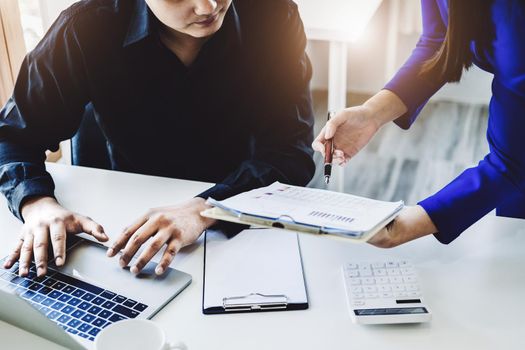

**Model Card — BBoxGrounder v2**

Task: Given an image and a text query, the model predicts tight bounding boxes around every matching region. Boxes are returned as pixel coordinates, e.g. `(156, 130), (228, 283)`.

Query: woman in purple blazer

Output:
(313, 0), (525, 247)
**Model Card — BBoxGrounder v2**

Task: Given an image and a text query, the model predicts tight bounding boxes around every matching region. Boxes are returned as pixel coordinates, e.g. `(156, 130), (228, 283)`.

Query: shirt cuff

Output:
(196, 183), (250, 235)
(418, 197), (459, 245)
(196, 183), (234, 201)
(9, 178), (56, 221)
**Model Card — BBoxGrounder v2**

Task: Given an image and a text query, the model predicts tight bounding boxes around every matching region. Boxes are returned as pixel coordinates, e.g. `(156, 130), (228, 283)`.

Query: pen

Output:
(324, 111), (334, 184)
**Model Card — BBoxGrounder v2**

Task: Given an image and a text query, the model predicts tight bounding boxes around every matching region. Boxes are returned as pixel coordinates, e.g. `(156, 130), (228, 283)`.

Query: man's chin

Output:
(187, 20), (224, 38)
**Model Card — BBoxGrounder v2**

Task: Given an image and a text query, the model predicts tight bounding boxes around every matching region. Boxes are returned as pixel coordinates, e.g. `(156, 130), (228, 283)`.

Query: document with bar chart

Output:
(202, 182), (404, 242)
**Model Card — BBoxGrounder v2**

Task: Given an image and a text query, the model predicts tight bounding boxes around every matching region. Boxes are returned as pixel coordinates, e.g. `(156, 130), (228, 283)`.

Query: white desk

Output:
(1, 163), (525, 350)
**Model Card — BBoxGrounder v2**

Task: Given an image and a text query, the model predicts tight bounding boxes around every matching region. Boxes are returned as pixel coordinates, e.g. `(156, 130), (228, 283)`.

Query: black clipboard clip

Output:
(222, 293), (289, 312)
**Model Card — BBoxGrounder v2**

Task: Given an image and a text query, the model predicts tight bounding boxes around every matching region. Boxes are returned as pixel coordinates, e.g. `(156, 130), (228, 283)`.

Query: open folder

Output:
(202, 182), (404, 242)
(203, 228), (308, 314)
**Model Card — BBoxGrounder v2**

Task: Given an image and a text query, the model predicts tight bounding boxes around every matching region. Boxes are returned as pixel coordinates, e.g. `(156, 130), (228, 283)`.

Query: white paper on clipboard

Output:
(203, 228), (308, 313)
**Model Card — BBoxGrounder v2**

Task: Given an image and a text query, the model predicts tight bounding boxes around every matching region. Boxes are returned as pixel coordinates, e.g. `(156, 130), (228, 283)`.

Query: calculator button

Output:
(378, 285), (391, 292)
(376, 277), (389, 284)
(408, 291), (421, 297)
(389, 276), (403, 284)
(386, 261), (398, 268)
(380, 292), (393, 298)
(365, 293), (379, 299)
(401, 268), (415, 275)
(358, 264), (371, 270)
(351, 287), (363, 293)
(394, 292), (408, 298)
(406, 284), (419, 291)
(345, 263), (358, 270)
(358, 269), (372, 277)
(387, 268), (400, 276)
(399, 261), (411, 267)
(349, 279), (361, 285)
(392, 285), (406, 292)
(373, 269), (386, 276)
(362, 278), (375, 285)
(346, 270), (359, 278)
(403, 276), (417, 283)
(372, 262), (385, 268)
(363, 286), (377, 293)
(352, 293), (364, 300)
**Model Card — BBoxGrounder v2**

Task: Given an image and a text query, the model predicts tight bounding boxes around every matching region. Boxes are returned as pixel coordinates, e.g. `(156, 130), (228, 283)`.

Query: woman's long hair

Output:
(420, 0), (493, 83)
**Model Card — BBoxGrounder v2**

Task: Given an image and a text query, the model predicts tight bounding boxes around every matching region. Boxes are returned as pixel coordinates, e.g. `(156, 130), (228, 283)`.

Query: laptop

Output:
(0, 236), (192, 349)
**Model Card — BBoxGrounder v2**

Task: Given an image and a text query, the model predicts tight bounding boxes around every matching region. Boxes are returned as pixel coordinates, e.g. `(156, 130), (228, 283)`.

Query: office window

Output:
(1, 0), (62, 162)
(0, 0), (26, 105)
(19, 0), (45, 52)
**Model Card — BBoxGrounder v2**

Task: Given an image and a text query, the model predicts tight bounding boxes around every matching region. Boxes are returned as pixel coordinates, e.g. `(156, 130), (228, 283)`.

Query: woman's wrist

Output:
(393, 205), (438, 245)
(363, 90), (408, 129)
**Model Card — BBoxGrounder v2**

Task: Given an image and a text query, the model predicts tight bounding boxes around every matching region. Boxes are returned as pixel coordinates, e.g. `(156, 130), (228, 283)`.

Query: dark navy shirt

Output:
(384, 0), (525, 243)
(0, 0), (315, 220)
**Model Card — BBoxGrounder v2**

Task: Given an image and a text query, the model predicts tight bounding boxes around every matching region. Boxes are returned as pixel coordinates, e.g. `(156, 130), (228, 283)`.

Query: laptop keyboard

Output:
(0, 258), (149, 342)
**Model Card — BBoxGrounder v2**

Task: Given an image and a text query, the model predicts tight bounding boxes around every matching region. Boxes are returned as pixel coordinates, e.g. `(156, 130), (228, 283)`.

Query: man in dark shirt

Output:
(0, 0), (315, 277)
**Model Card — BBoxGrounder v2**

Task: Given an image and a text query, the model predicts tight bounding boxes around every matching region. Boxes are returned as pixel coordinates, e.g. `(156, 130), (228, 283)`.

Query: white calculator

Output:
(342, 260), (431, 324)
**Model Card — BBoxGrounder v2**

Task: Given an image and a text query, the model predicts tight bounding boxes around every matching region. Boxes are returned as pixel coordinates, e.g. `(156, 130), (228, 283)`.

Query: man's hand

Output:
(106, 197), (216, 275)
(367, 206), (438, 248)
(3, 196), (108, 277)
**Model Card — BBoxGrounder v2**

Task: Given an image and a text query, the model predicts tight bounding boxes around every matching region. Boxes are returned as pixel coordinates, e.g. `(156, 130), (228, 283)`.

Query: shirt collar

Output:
(123, 0), (242, 48)
(123, 0), (152, 47)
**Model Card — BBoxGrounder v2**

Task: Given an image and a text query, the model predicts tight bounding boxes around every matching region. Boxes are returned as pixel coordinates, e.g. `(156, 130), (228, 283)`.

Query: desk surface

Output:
(1, 163), (525, 350)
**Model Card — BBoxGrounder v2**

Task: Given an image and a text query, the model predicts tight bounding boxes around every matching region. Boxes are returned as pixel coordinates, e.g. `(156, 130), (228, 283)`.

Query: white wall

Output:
(304, 0), (492, 105)
(38, 0), (77, 30)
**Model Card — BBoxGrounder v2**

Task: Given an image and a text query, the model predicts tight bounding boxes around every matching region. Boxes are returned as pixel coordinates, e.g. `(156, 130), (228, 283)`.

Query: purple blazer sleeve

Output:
(419, 0), (525, 243)
(383, 0), (447, 129)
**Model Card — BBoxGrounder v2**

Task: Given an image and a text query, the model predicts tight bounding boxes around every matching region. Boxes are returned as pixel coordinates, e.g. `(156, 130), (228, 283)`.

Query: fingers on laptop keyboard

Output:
(3, 237), (23, 269)
(33, 226), (50, 277)
(156, 239), (182, 275)
(50, 221), (67, 267)
(76, 216), (108, 242)
(107, 216), (149, 257)
(130, 230), (171, 274)
(19, 232), (35, 276)
(119, 218), (159, 268)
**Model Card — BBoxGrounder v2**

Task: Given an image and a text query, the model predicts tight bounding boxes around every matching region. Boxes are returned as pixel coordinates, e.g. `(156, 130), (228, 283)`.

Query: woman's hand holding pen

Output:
(312, 90), (408, 165)
(313, 105), (381, 166)
(311, 90), (439, 248)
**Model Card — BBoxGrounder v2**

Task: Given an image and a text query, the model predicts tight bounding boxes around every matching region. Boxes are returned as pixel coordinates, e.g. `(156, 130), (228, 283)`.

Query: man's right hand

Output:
(2, 196), (108, 277)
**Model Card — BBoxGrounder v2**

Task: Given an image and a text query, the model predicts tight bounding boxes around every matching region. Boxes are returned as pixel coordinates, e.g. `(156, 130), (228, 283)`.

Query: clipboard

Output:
(203, 228), (308, 314)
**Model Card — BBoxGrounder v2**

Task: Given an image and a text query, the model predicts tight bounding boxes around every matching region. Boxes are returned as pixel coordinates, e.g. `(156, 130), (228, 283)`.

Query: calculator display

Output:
(354, 307), (428, 316)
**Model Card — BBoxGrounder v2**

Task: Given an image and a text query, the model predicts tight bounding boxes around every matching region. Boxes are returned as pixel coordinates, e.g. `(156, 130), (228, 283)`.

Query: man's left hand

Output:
(106, 197), (215, 275)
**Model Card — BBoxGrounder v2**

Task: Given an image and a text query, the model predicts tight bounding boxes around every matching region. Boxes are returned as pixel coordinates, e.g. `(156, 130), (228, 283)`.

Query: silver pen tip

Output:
(324, 176), (330, 184)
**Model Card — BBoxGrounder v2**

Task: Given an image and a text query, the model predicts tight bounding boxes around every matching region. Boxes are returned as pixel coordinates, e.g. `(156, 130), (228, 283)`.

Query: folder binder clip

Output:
(269, 214), (296, 229)
(222, 293), (289, 312)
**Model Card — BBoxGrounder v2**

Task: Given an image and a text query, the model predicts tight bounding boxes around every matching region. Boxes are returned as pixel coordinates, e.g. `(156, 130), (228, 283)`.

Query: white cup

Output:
(95, 319), (187, 350)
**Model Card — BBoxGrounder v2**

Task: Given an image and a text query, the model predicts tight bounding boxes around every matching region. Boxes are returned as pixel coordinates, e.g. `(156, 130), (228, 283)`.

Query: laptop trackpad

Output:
(52, 240), (192, 315)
